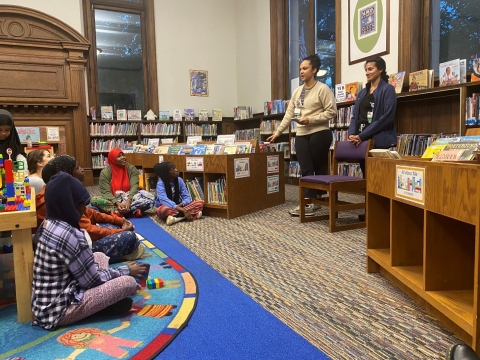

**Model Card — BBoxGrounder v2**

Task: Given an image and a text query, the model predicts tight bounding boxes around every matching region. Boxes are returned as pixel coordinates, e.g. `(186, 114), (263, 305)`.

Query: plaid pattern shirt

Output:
(32, 219), (129, 330)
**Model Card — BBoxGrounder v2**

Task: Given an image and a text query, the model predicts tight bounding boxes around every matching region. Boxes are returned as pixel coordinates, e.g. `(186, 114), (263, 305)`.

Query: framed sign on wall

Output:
(348, 0), (390, 65)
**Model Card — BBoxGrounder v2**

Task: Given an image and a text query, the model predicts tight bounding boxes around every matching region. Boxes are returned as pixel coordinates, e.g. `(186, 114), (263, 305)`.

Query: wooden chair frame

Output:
(299, 140), (373, 232)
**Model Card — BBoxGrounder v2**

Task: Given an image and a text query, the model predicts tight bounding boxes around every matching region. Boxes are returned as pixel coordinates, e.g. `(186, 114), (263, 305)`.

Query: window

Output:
(83, 0), (158, 114)
(430, 0), (480, 75)
(315, 0), (336, 89)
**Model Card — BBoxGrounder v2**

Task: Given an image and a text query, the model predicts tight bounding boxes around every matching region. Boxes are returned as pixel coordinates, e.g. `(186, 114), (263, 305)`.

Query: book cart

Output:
(366, 157), (480, 352)
(125, 151), (285, 219)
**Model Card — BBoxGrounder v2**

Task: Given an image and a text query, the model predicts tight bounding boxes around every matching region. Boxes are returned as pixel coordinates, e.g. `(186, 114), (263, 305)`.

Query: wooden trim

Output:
(145, 0), (159, 112)
(270, 0), (289, 100)
(335, 0), (341, 85)
(308, 0), (315, 55)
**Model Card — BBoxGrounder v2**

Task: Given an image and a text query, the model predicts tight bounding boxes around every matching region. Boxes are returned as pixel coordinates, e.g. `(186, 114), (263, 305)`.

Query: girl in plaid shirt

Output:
(32, 172), (147, 330)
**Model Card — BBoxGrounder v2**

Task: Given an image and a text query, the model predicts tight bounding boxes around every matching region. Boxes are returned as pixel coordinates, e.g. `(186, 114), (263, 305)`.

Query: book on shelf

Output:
(213, 144), (225, 154)
(191, 144), (207, 155)
(161, 138), (175, 144)
(173, 109), (182, 121)
(212, 109), (222, 121)
(408, 69), (433, 91)
(178, 144), (194, 155)
(264, 101), (273, 115)
(147, 138), (160, 147)
(335, 84), (346, 102)
(466, 93), (480, 125)
(217, 134), (235, 145)
(345, 81), (362, 101)
(369, 149), (402, 159)
(127, 110), (142, 121)
(187, 135), (202, 145)
(388, 72), (405, 94)
(117, 109), (127, 121)
(159, 110), (170, 121)
(184, 108), (195, 121)
(167, 144), (182, 154)
(153, 145), (171, 154)
(101, 106), (113, 120)
(460, 59), (467, 84)
(471, 53), (480, 82)
(432, 149), (465, 161)
(205, 144), (215, 154)
(198, 109), (209, 121)
(289, 161), (301, 177)
(223, 144), (238, 154)
(439, 59), (461, 87)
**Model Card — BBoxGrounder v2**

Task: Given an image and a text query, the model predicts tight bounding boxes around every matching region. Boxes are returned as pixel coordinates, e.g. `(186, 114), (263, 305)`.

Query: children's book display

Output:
(173, 109), (182, 121)
(198, 109), (209, 121)
(100, 106), (113, 120)
(117, 109), (127, 121)
(128, 110), (142, 121)
(472, 53), (480, 82)
(439, 59), (463, 87)
(212, 109), (222, 121)
(388, 72), (405, 94)
(0, 152), (32, 212)
(158, 110), (170, 121)
(345, 81), (362, 101)
(184, 108), (195, 121)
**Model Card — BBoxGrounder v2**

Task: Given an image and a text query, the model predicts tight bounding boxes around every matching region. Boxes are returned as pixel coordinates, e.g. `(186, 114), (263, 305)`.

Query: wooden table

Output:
(0, 189), (36, 322)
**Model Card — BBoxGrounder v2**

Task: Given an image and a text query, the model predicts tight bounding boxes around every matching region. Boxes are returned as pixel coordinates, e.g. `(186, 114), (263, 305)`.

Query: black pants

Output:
(295, 129), (333, 198)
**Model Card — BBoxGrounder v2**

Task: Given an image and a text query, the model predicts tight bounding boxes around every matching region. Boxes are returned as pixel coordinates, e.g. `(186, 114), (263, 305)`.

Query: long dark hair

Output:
(153, 161), (180, 204)
(302, 54), (321, 78)
(365, 56), (389, 82)
(0, 110), (25, 161)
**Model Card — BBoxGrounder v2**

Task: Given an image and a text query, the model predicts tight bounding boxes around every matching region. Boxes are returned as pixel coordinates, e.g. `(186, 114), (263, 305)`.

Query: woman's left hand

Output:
(298, 117), (309, 125)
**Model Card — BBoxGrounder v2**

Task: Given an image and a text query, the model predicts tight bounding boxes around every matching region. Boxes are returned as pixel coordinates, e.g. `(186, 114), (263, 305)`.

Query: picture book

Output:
(432, 149), (465, 162)
(199, 109), (209, 121)
(335, 84), (346, 102)
(147, 138), (160, 147)
(264, 101), (272, 115)
(460, 59), (467, 84)
(116, 109), (127, 121)
(217, 134), (235, 145)
(471, 53), (480, 82)
(421, 144), (448, 159)
(223, 144), (238, 154)
(159, 110), (170, 121)
(388, 72), (406, 94)
(127, 110), (142, 121)
(369, 149), (401, 159)
(439, 59), (461, 87)
(101, 106), (113, 120)
(213, 144), (225, 154)
(184, 108), (195, 121)
(205, 144), (216, 154)
(345, 82), (362, 101)
(173, 109), (182, 121)
(212, 109), (222, 121)
(153, 145), (171, 154)
(408, 69), (433, 91)
(187, 136), (202, 145)
(178, 145), (194, 155)
(167, 144), (182, 154)
(442, 141), (479, 160)
(191, 144), (207, 155)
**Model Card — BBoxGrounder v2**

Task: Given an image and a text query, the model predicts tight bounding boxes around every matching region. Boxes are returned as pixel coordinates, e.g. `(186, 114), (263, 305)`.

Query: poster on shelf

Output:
(267, 155), (279, 173)
(186, 157), (204, 171)
(267, 175), (279, 194)
(234, 158), (250, 179)
(395, 165), (425, 205)
(16, 127), (40, 143)
(46, 127), (60, 142)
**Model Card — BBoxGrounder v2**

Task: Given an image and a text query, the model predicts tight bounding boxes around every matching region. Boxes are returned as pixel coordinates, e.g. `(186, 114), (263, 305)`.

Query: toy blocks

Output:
(147, 278), (164, 289)
(0, 150), (30, 211)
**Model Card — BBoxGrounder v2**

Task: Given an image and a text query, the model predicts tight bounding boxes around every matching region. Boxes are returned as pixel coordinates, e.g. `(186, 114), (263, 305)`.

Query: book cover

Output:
(199, 109), (209, 121)
(212, 109), (222, 121)
(335, 84), (346, 102)
(167, 144), (182, 154)
(388, 72), (405, 94)
(116, 109), (127, 121)
(205, 144), (216, 155)
(153, 145), (171, 154)
(127, 110), (142, 121)
(178, 145), (194, 155)
(471, 53), (480, 82)
(173, 109), (182, 121)
(101, 106), (113, 120)
(460, 59), (467, 84)
(432, 149), (465, 161)
(159, 110), (170, 121)
(147, 138), (160, 147)
(439, 59), (461, 87)
(213, 144), (225, 154)
(191, 144), (207, 155)
(345, 82), (361, 101)
(184, 108), (195, 121)
(408, 69), (430, 91)
(223, 144), (238, 154)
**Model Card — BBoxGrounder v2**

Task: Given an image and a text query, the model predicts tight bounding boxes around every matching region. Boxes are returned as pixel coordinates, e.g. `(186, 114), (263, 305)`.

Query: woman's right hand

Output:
(266, 134), (277, 142)
(128, 262), (148, 278)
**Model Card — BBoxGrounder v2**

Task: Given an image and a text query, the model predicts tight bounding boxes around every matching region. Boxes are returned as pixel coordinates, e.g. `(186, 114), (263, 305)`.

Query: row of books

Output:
(263, 100), (288, 115)
(289, 161), (301, 177)
(140, 123), (182, 136)
(429, 139), (479, 161)
(330, 106), (354, 128)
(396, 133), (458, 157)
(260, 120), (286, 135)
(185, 178), (204, 202)
(235, 128), (261, 141)
(233, 106), (253, 120)
(185, 123), (218, 136)
(91, 138), (134, 153)
(207, 176), (227, 204)
(338, 163), (363, 178)
(466, 93), (480, 126)
(161, 109), (222, 121)
(89, 122), (138, 136)
(91, 154), (107, 169)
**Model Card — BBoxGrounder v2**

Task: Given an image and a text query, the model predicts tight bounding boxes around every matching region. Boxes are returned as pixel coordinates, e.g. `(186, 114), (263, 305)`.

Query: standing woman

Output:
(0, 109), (27, 173)
(266, 54), (337, 216)
(27, 149), (53, 194)
(92, 148), (155, 217)
(154, 162), (204, 226)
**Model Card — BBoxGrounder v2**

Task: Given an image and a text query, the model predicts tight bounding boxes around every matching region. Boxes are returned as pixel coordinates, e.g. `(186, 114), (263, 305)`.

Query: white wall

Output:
(341, 0), (399, 84)
(154, 0), (238, 117)
(0, 0), (83, 34)
(234, 0), (271, 114)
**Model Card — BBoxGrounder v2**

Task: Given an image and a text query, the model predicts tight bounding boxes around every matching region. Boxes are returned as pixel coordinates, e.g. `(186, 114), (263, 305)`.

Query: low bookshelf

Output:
(125, 152), (285, 219)
(366, 157), (480, 351)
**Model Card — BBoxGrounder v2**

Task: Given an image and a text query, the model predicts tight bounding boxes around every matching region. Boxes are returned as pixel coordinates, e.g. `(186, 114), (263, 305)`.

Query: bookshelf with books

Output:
(366, 157), (480, 350)
(124, 152), (285, 219)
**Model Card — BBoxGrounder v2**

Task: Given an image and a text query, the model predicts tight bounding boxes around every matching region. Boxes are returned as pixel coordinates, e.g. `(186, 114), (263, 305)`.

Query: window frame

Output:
(82, 0), (158, 113)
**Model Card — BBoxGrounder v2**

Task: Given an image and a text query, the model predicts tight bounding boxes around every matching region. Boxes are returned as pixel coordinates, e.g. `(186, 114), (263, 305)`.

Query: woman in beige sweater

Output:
(267, 54), (337, 216)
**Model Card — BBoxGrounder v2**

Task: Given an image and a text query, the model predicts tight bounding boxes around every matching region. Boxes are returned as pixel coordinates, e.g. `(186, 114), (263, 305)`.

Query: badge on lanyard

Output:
(367, 111), (373, 124)
(294, 108), (301, 117)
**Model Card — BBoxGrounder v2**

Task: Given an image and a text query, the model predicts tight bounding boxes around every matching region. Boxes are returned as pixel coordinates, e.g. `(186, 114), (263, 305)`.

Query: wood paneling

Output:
(270, 0), (289, 100)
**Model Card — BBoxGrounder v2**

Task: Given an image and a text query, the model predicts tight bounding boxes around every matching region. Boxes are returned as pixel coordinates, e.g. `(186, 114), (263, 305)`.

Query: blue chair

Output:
(298, 140), (372, 232)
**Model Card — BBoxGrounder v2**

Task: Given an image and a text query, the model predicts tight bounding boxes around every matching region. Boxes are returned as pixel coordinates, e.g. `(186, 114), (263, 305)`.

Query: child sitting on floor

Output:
(32, 172), (147, 330)
(153, 162), (204, 226)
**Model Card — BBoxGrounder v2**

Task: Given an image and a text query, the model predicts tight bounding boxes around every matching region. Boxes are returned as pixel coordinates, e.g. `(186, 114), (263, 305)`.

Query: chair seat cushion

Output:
(300, 175), (363, 184)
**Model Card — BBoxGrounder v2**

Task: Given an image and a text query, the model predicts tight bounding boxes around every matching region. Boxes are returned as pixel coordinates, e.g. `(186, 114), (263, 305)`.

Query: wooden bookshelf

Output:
(125, 152), (285, 219)
(366, 157), (480, 352)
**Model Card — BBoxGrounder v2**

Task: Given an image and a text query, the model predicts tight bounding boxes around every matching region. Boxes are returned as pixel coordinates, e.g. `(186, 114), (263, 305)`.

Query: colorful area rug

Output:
(0, 234), (197, 360)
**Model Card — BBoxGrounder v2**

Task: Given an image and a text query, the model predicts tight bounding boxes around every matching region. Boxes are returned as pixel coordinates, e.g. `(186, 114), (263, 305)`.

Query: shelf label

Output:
(234, 158), (250, 178)
(267, 175), (279, 194)
(267, 155), (279, 173)
(186, 157), (204, 171)
(395, 165), (425, 205)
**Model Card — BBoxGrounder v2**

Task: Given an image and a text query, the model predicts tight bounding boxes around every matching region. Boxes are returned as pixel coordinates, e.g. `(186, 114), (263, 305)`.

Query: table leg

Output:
(12, 228), (34, 323)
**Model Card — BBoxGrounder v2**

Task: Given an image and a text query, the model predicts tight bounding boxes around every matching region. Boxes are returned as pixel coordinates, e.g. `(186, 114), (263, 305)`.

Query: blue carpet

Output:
(131, 217), (329, 360)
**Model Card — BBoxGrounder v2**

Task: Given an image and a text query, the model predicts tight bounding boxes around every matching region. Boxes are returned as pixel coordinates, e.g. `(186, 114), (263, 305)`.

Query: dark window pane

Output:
(315, 0), (336, 90)
(431, 0), (480, 76)
(95, 9), (145, 112)
(288, 0), (310, 95)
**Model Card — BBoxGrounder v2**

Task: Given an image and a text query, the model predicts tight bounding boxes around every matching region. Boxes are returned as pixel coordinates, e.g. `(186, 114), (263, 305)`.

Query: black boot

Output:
(446, 344), (480, 360)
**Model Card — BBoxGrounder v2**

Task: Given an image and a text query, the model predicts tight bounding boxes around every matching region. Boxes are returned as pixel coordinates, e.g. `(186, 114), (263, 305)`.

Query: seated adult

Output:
(91, 148), (154, 218)
(36, 155), (145, 263)
(154, 161), (204, 226)
(26, 149), (53, 194)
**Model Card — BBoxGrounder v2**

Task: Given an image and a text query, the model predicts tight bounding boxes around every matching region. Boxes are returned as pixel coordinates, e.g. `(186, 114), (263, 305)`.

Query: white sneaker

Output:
(166, 215), (185, 226)
(196, 211), (202, 220)
(289, 204), (315, 216)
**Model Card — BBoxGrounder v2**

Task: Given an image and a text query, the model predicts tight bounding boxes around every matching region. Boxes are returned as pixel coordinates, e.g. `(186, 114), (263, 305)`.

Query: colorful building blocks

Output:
(146, 278), (164, 289)
(0, 149), (30, 211)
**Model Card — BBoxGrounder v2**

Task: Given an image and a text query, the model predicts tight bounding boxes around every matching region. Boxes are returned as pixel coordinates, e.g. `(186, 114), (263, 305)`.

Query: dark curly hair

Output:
(364, 56), (389, 82)
(302, 54), (322, 78)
